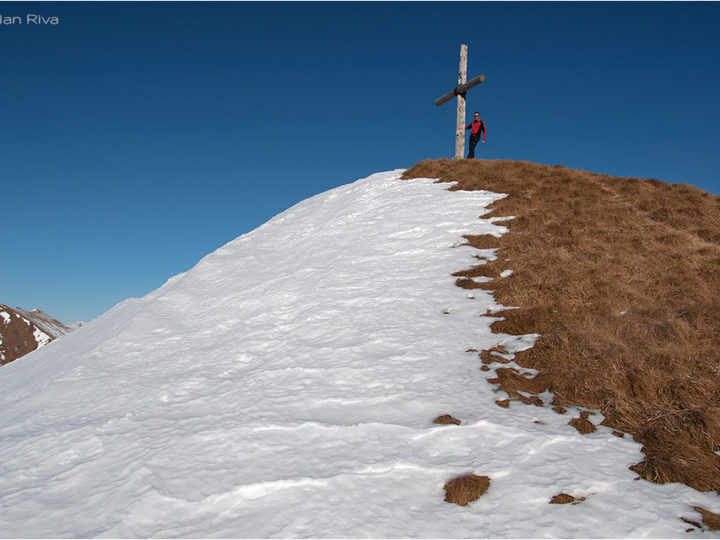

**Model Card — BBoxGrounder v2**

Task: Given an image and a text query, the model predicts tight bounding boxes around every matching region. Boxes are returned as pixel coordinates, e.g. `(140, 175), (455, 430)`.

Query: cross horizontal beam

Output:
(434, 74), (486, 107)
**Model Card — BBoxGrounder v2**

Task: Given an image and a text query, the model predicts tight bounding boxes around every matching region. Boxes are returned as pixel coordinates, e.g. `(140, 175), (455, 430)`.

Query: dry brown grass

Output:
(695, 507), (720, 530)
(550, 493), (586, 505)
(433, 415), (462, 425)
(443, 474), (490, 506)
(403, 158), (720, 492)
(568, 411), (597, 434)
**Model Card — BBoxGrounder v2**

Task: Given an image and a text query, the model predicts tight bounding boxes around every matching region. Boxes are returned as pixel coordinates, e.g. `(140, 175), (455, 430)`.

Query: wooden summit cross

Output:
(435, 44), (485, 159)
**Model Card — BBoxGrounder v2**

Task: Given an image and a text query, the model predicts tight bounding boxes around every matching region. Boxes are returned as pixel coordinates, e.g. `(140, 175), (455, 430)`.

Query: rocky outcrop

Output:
(0, 304), (74, 365)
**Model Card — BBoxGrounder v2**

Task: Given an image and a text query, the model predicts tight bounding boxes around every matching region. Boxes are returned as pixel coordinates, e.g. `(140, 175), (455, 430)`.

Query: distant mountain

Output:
(0, 304), (76, 365)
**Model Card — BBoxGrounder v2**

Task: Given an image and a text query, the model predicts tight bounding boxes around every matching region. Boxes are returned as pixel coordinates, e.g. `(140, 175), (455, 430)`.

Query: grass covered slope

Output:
(403, 158), (720, 492)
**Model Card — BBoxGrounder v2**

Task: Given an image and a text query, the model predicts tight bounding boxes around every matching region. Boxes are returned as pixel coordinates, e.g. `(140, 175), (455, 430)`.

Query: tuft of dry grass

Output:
(403, 158), (720, 492)
(568, 411), (597, 434)
(443, 474), (490, 506)
(694, 507), (720, 530)
(550, 493), (586, 505)
(433, 415), (462, 425)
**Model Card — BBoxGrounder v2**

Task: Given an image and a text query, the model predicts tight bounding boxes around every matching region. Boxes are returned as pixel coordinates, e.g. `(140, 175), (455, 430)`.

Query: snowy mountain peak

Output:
(0, 170), (717, 537)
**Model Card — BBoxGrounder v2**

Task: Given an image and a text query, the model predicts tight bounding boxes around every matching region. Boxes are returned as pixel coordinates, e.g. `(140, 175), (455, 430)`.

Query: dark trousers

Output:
(467, 133), (481, 159)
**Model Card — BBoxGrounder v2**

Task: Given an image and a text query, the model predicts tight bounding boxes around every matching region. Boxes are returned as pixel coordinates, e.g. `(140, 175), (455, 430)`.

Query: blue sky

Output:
(1, 1), (718, 323)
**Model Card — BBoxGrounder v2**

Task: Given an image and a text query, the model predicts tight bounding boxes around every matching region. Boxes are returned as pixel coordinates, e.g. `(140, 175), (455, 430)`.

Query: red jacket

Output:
(466, 119), (486, 142)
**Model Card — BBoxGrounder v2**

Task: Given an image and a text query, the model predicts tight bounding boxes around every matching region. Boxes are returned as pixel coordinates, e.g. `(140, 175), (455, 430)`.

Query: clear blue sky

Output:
(2, 1), (718, 323)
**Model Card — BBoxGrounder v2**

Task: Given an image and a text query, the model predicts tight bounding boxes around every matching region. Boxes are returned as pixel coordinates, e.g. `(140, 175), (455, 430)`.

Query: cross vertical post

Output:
(455, 44), (468, 159)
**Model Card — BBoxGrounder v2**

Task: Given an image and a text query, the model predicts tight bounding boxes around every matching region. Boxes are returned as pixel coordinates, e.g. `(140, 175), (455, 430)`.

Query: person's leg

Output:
(467, 134), (479, 158)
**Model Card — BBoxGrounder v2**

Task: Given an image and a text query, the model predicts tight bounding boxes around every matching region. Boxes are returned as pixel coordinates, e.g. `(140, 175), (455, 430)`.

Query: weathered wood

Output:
(434, 74), (486, 106)
(454, 45), (468, 159)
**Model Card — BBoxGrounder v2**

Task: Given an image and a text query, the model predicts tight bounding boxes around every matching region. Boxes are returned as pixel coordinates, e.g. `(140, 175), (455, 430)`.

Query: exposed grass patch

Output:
(694, 507), (720, 530)
(568, 411), (597, 434)
(443, 474), (490, 506)
(550, 493), (586, 505)
(403, 158), (720, 492)
(433, 415), (461, 425)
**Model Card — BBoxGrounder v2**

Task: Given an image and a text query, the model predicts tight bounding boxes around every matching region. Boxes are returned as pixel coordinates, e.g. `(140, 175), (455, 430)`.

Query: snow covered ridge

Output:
(0, 170), (718, 537)
(0, 304), (73, 365)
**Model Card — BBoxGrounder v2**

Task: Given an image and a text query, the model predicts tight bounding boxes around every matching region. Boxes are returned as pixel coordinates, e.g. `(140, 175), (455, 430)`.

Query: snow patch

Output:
(32, 327), (52, 348)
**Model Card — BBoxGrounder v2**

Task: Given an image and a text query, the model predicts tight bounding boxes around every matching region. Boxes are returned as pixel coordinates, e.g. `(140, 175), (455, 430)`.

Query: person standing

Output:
(466, 112), (486, 159)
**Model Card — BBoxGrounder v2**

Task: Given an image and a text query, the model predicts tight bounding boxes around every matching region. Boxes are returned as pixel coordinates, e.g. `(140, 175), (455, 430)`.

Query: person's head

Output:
(473, 112), (480, 120)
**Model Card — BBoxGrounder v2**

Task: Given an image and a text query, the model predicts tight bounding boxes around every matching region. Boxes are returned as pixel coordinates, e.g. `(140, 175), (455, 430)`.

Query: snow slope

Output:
(0, 171), (717, 538)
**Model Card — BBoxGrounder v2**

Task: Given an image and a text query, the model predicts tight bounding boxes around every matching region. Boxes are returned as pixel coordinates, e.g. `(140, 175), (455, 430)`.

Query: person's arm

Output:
(481, 121), (487, 143)
(466, 123), (472, 130)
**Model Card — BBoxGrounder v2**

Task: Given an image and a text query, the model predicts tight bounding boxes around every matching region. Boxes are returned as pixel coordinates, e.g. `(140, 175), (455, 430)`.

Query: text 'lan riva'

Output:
(0, 14), (59, 25)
